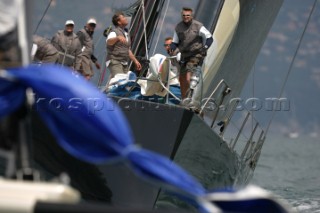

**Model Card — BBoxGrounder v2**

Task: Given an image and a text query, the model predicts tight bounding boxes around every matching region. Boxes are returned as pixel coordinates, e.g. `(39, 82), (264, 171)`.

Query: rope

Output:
(33, 0), (53, 35)
(158, 76), (181, 101)
(265, 0), (318, 134)
(151, 0), (171, 56)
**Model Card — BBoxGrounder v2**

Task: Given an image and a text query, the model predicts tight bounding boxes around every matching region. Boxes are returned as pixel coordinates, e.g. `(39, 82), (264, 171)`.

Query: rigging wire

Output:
(229, 119), (250, 142)
(128, 3), (143, 38)
(141, 0), (149, 59)
(97, 25), (112, 88)
(265, 0), (318, 135)
(95, 0), (116, 57)
(33, 0), (53, 35)
(151, 0), (171, 56)
(129, 0), (143, 32)
(252, 63), (255, 132)
(96, 0), (123, 88)
(146, 0), (165, 55)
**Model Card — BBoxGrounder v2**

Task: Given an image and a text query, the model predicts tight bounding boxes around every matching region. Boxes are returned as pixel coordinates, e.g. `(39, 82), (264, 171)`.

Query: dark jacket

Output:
(77, 28), (98, 63)
(175, 20), (204, 58)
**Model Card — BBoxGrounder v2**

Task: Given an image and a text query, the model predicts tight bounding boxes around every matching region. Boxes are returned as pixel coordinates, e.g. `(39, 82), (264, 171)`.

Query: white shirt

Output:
(106, 31), (129, 42)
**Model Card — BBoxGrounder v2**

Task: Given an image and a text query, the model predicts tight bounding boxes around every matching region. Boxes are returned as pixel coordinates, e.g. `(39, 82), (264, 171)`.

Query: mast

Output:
(17, 0), (31, 66)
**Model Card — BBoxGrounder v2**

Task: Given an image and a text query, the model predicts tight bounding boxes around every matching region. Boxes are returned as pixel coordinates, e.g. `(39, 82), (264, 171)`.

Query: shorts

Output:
(108, 59), (129, 78)
(179, 53), (204, 74)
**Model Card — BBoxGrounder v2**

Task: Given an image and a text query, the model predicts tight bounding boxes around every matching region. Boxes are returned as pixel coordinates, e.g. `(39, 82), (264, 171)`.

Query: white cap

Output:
(65, 20), (75, 25)
(87, 18), (97, 25)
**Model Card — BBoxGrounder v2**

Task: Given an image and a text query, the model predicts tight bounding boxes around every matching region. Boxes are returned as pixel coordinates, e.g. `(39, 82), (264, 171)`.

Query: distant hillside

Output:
(240, 0), (320, 135)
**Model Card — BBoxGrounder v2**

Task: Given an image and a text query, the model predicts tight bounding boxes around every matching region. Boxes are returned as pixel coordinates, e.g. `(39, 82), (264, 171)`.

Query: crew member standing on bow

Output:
(106, 11), (141, 79)
(77, 18), (101, 80)
(171, 7), (213, 101)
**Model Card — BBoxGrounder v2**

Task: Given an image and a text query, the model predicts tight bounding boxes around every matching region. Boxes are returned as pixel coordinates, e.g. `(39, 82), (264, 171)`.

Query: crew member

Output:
(77, 18), (101, 80)
(106, 11), (141, 79)
(171, 7), (213, 101)
(51, 20), (82, 71)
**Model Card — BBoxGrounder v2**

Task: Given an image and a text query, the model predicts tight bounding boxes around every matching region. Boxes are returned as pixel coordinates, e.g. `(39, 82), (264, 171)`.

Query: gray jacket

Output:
(175, 20), (204, 58)
(77, 28), (98, 63)
(33, 35), (58, 60)
(51, 30), (82, 70)
(106, 27), (131, 62)
(77, 28), (93, 58)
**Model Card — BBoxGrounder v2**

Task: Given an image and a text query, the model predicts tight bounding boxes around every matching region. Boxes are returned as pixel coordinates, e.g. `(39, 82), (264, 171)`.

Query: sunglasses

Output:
(182, 14), (191, 17)
(163, 44), (170, 47)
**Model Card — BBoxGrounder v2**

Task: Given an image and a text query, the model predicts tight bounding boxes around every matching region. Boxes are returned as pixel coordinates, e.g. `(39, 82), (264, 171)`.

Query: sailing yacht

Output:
(104, 0), (284, 207)
(0, 0), (295, 212)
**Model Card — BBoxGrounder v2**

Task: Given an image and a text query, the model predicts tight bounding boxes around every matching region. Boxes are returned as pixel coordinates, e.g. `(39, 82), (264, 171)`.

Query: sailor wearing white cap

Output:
(77, 18), (101, 80)
(87, 18), (96, 25)
(65, 20), (75, 26)
(51, 19), (82, 71)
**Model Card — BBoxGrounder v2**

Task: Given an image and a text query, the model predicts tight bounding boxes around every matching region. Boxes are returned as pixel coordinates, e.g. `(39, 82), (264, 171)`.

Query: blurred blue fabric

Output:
(0, 65), (291, 213)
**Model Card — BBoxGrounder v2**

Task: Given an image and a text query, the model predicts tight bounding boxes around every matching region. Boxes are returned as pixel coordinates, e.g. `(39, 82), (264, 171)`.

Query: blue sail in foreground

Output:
(0, 65), (206, 198)
(0, 65), (292, 213)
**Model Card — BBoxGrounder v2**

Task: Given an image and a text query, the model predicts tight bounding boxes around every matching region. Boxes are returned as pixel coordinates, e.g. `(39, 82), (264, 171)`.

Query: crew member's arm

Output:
(129, 50), (141, 71)
(199, 26), (213, 49)
(170, 31), (179, 54)
(106, 31), (126, 46)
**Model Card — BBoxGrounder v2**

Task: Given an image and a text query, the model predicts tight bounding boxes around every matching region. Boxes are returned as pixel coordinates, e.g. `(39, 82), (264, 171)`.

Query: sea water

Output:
(252, 134), (320, 213)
